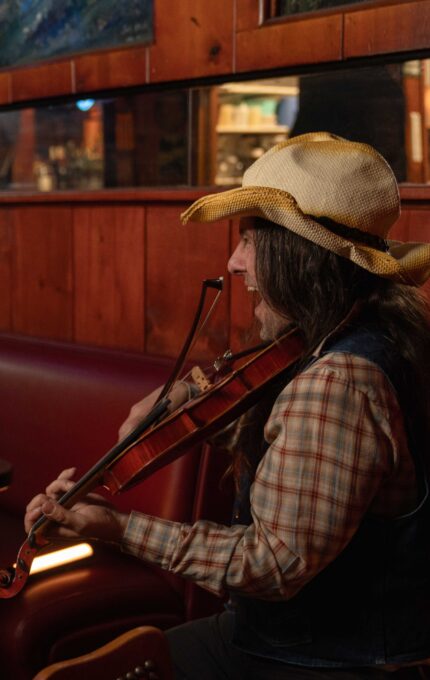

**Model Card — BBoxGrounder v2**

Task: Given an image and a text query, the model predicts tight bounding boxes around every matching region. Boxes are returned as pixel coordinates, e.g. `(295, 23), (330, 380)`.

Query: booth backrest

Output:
(0, 335), (186, 513)
(0, 333), (232, 565)
(0, 334), (233, 680)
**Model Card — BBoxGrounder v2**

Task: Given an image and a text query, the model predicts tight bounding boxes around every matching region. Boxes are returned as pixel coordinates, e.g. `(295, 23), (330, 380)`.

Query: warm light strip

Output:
(14, 543), (94, 575)
(220, 82), (299, 96)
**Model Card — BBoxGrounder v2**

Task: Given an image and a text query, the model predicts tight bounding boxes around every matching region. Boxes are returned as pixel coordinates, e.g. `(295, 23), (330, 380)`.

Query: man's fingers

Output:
(42, 500), (65, 520)
(25, 500), (82, 537)
(43, 500), (74, 525)
(26, 469), (77, 516)
(45, 477), (75, 498)
(26, 493), (49, 513)
(27, 479), (74, 514)
(118, 389), (162, 442)
(58, 467), (77, 480)
(41, 500), (87, 538)
(24, 505), (43, 533)
(118, 420), (140, 441)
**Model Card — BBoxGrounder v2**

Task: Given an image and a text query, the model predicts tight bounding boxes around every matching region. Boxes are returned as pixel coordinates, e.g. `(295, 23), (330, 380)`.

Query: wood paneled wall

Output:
(0, 192), (430, 360)
(390, 199), (430, 299)
(0, 0), (429, 107)
(0, 193), (255, 360)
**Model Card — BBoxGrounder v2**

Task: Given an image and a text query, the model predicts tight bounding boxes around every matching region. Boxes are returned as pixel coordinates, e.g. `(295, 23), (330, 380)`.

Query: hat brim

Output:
(181, 186), (430, 287)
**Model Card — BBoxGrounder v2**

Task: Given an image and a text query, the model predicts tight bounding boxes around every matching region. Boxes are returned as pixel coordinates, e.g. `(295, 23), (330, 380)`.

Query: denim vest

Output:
(230, 327), (430, 667)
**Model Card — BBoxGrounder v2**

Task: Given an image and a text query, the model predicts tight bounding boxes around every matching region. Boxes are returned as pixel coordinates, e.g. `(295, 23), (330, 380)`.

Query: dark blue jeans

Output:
(166, 611), (393, 680)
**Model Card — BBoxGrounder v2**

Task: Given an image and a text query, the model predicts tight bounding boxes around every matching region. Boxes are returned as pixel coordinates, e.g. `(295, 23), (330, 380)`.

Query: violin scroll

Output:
(0, 533), (50, 598)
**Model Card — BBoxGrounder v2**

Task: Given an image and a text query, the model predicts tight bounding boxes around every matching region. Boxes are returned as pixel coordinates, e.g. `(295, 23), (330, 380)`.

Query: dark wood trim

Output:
(0, 184), (427, 207)
(0, 0), (427, 107)
(11, 61), (74, 103)
(74, 47), (150, 94)
(400, 184), (430, 204)
(0, 187), (220, 205)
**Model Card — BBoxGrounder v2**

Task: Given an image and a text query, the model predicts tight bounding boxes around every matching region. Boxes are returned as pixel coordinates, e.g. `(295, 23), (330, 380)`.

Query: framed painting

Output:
(0, 0), (154, 69)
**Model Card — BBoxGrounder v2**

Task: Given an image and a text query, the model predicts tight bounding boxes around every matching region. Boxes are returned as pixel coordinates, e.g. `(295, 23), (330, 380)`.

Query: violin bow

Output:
(156, 277), (223, 403)
(0, 277), (224, 598)
(0, 399), (170, 598)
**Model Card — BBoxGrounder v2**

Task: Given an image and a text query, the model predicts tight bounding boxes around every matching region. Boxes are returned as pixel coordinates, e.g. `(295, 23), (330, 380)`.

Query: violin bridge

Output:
(191, 366), (212, 392)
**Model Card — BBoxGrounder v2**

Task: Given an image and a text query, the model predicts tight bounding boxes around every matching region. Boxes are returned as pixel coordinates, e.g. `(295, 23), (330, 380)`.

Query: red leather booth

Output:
(0, 334), (232, 679)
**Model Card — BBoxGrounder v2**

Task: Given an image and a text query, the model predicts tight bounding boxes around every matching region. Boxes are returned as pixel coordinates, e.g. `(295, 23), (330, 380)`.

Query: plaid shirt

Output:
(122, 350), (417, 601)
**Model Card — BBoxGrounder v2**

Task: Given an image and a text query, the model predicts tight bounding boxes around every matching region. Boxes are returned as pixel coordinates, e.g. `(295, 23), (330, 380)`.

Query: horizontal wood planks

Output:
(1, 1), (429, 106)
(74, 47), (149, 94)
(344, 1), (430, 59)
(236, 13), (343, 72)
(11, 62), (73, 103)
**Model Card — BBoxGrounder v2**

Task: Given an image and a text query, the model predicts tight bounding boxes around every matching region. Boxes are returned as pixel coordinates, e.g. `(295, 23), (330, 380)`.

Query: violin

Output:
(0, 279), (305, 598)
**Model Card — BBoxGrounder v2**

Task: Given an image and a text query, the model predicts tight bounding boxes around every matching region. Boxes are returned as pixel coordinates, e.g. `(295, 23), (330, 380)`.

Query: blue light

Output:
(76, 99), (95, 112)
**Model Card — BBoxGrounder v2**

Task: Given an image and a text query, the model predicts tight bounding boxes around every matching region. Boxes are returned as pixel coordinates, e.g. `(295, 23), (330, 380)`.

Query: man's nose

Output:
(227, 244), (245, 275)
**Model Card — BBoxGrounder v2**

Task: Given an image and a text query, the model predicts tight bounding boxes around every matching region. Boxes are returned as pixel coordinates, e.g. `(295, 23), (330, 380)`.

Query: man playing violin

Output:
(25, 132), (430, 678)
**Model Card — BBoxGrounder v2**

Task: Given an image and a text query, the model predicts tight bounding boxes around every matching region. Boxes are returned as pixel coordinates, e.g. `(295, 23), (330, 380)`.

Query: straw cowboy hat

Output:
(181, 132), (430, 287)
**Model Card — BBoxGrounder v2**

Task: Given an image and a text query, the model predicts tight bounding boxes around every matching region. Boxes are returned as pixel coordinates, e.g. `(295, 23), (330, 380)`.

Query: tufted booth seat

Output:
(0, 334), (232, 679)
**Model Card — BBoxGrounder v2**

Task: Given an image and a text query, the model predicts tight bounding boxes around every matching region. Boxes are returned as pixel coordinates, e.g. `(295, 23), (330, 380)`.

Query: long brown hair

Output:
(229, 217), (430, 486)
